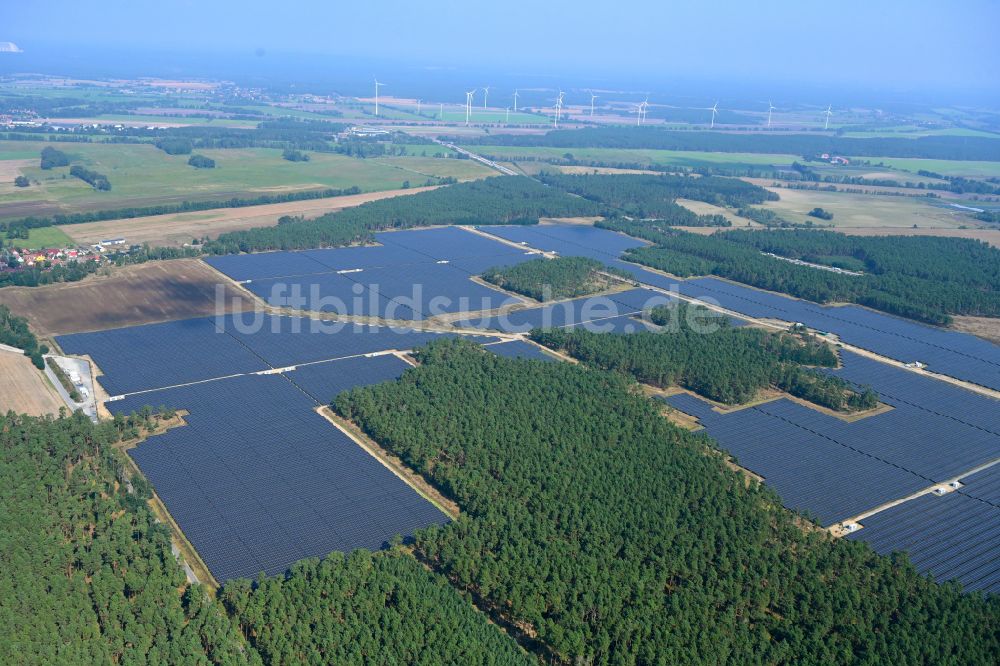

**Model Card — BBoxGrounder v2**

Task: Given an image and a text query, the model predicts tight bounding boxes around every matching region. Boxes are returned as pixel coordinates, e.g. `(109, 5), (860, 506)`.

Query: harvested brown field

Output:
(0, 351), (64, 416)
(0, 259), (242, 337)
(61, 186), (439, 247)
(951, 315), (1000, 345)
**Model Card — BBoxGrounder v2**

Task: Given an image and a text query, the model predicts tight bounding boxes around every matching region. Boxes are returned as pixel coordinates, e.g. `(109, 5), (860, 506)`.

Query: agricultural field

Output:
(0, 140), (494, 219)
(758, 187), (977, 228)
(0, 351), (64, 416)
(851, 156), (1000, 178)
(0, 259), (242, 336)
(60, 185), (439, 247)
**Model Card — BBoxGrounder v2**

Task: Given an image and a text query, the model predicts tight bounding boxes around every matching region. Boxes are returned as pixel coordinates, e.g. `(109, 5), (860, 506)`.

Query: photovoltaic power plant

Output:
(206, 226), (542, 320)
(114, 370), (447, 582)
(846, 464), (1000, 594)
(483, 224), (1000, 391)
(59, 223), (1000, 593)
(58, 308), (507, 582)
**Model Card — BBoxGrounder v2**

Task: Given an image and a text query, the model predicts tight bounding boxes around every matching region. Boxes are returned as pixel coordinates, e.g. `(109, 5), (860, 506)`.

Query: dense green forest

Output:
(221, 550), (532, 665)
(39, 146), (70, 170)
(482, 256), (624, 301)
(601, 220), (1000, 324)
(459, 127), (1000, 161)
(204, 176), (601, 254)
(531, 303), (876, 410)
(539, 172), (776, 221)
(0, 410), (534, 664)
(336, 339), (998, 665)
(0, 412), (256, 665)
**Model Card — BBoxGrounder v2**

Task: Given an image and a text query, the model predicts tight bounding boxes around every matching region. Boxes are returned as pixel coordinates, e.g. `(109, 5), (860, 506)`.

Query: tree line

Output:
(335, 339), (999, 665)
(0, 411), (256, 664)
(530, 303), (876, 411)
(203, 176), (601, 254)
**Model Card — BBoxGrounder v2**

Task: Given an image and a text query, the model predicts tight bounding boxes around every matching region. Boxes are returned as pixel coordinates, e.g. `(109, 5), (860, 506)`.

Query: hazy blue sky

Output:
(2, 0), (998, 94)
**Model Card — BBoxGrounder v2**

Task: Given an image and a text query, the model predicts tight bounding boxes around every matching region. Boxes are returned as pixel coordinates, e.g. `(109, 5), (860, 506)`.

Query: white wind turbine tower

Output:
(482, 86), (490, 109)
(589, 91), (598, 117)
(513, 89), (519, 112)
(553, 92), (564, 128)
(373, 78), (385, 116)
(767, 100), (776, 128)
(505, 107), (510, 123)
(465, 90), (475, 125)
(708, 101), (719, 128)
(416, 99), (421, 115)
(823, 104), (833, 130)
(439, 102), (444, 119)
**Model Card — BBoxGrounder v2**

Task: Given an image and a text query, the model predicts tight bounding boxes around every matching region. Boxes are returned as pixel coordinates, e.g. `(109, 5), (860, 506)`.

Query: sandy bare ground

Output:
(837, 226), (1000, 248)
(0, 158), (33, 181)
(61, 186), (439, 247)
(0, 351), (64, 416)
(0, 259), (242, 337)
(951, 315), (1000, 344)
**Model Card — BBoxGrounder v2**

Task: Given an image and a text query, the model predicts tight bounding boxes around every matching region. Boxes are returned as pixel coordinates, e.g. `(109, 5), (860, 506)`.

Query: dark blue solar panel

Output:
(847, 493), (1000, 594)
(663, 394), (928, 526)
(376, 226), (529, 261)
(484, 224), (646, 261)
(57, 317), (268, 396)
(469, 287), (662, 333)
(116, 372), (448, 582)
(205, 251), (332, 282)
(286, 354), (411, 403)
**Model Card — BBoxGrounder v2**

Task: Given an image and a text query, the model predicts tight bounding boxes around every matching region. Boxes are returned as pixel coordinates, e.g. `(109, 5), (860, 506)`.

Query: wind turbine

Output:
(373, 78), (385, 116)
(767, 100), (776, 128)
(439, 102), (444, 119)
(553, 92), (564, 128)
(512, 90), (519, 113)
(505, 107), (510, 123)
(708, 101), (719, 129)
(482, 86), (490, 109)
(416, 99), (421, 115)
(465, 90), (475, 125)
(823, 104), (833, 130)
(589, 91), (598, 117)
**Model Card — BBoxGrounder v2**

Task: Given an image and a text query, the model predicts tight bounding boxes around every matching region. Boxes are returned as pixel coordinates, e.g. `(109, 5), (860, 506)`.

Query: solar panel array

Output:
(676, 277), (1000, 392)
(483, 340), (557, 362)
(846, 491), (1000, 594)
(285, 354), (412, 404)
(664, 349), (1000, 527)
(470, 288), (671, 333)
(57, 314), (493, 397)
(115, 370), (447, 582)
(207, 227), (538, 321)
(663, 393), (929, 525)
(483, 224), (1000, 391)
